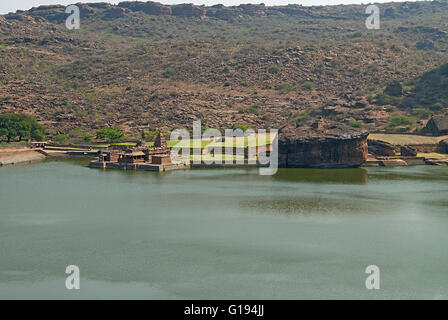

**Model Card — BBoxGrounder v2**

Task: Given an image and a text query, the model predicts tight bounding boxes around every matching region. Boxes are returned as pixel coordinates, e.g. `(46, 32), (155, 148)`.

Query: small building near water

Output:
(30, 142), (47, 149)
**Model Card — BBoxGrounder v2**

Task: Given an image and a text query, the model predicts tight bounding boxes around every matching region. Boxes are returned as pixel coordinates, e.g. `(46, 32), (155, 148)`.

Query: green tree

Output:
(0, 113), (45, 142)
(96, 127), (125, 143)
(80, 134), (93, 142)
(54, 134), (69, 143)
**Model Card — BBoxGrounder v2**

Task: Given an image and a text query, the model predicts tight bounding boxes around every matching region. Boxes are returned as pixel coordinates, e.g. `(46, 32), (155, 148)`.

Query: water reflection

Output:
(273, 168), (368, 184)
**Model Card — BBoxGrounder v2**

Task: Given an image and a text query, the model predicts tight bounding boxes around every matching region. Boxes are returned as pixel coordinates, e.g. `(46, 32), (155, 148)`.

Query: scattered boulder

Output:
(368, 139), (396, 156)
(278, 119), (369, 168)
(400, 145), (417, 157)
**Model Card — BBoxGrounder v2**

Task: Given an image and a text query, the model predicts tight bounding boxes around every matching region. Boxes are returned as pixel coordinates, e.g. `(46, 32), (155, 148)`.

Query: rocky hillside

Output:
(1, 1), (448, 139)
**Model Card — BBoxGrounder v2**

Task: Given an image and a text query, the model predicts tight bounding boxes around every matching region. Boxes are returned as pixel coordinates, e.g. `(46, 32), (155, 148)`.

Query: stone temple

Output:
(89, 132), (189, 172)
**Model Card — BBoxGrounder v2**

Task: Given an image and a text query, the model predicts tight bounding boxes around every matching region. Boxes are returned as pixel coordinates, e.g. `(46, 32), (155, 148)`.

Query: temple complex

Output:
(89, 133), (189, 172)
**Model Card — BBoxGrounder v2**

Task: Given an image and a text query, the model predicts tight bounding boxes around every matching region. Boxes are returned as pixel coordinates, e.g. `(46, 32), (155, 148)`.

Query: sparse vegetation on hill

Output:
(0, 1), (448, 138)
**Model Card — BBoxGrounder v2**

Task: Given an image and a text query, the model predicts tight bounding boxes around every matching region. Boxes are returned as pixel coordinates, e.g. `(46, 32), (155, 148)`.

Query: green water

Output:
(0, 159), (447, 299)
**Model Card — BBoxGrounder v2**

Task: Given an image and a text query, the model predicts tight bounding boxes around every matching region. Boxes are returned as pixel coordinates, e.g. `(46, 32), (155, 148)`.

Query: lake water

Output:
(0, 159), (447, 299)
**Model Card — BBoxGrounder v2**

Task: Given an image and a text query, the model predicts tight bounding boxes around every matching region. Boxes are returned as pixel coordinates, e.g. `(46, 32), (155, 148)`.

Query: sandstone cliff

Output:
(278, 120), (369, 168)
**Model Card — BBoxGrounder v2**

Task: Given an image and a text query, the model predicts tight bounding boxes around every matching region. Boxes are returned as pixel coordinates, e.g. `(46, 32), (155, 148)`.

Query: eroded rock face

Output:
(368, 139), (396, 156)
(278, 119), (369, 168)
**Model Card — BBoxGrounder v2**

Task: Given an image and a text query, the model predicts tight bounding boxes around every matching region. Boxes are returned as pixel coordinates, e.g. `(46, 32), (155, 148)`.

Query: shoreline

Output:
(1, 139), (448, 169)
(0, 149), (46, 166)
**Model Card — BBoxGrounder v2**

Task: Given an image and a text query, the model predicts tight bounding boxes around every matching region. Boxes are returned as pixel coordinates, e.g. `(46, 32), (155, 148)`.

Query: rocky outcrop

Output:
(172, 4), (206, 18)
(238, 4), (268, 16)
(278, 119), (369, 168)
(367, 139), (396, 156)
(105, 7), (128, 19)
(206, 7), (243, 20)
(26, 5), (66, 22)
(439, 139), (448, 154)
(400, 145), (417, 156)
(27, 3), (112, 21)
(118, 1), (172, 16)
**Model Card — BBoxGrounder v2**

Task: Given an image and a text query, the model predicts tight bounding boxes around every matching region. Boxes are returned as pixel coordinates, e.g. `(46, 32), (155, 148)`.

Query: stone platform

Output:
(89, 161), (190, 172)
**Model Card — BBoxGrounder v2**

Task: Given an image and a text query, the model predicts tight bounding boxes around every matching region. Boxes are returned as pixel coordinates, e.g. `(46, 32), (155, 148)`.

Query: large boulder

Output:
(368, 139), (396, 156)
(400, 145), (417, 157)
(439, 139), (448, 154)
(278, 119), (369, 168)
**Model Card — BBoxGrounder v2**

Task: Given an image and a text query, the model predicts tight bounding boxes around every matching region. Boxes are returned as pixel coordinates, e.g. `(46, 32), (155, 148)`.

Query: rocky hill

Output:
(1, 1), (448, 139)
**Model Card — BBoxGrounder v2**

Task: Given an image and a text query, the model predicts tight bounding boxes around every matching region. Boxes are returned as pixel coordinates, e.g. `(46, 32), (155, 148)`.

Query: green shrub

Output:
(374, 93), (401, 106)
(268, 65), (280, 74)
(247, 107), (259, 114)
(412, 108), (432, 119)
(236, 124), (252, 132)
(96, 127), (125, 142)
(349, 120), (363, 128)
(80, 134), (93, 142)
(276, 81), (293, 94)
(54, 134), (69, 143)
(163, 67), (175, 77)
(389, 115), (415, 127)
(430, 103), (443, 111)
(302, 81), (315, 90)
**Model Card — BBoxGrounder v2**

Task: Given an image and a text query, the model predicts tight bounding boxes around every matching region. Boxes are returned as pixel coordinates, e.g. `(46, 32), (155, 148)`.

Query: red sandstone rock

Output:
(278, 119), (369, 168)
(367, 139), (396, 156)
